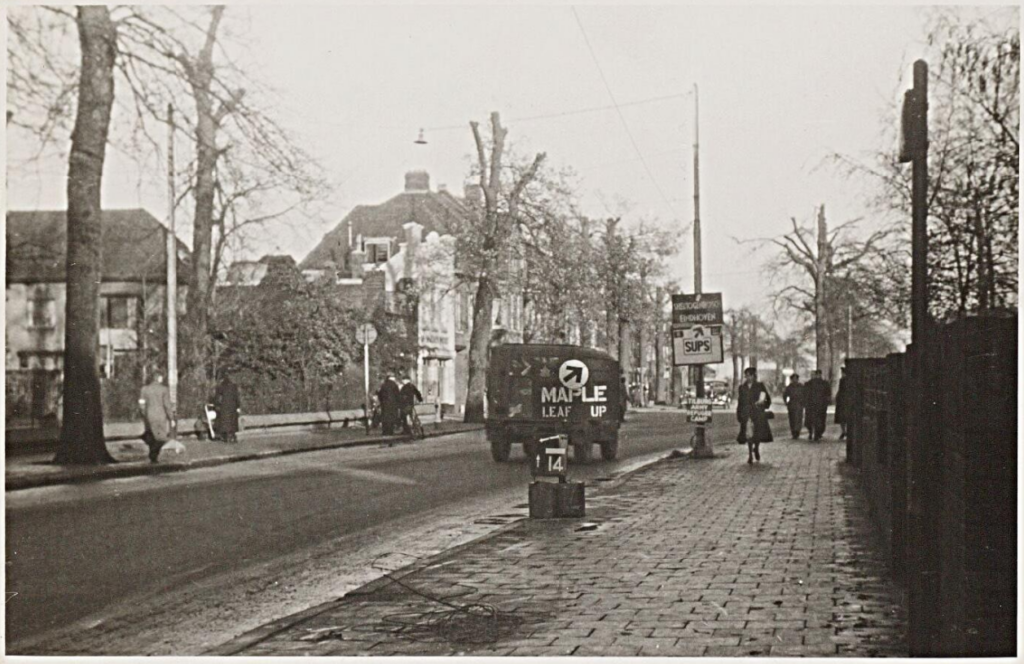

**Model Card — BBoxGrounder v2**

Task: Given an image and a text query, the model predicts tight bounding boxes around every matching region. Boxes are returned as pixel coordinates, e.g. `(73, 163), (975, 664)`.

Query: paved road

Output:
(6, 410), (698, 652)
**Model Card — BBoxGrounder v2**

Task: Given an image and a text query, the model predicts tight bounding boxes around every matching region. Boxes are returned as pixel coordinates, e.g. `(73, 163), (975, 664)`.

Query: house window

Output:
(365, 241), (390, 264)
(101, 296), (139, 329)
(27, 296), (57, 329)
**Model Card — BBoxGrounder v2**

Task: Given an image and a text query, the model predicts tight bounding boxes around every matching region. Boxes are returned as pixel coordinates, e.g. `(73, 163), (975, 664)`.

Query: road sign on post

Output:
(683, 397), (714, 423)
(357, 324), (378, 432)
(670, 294), (724, 367)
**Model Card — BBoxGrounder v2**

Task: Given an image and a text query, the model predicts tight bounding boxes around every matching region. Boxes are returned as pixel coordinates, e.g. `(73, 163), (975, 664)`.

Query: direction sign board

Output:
(683, 397), (714, 423)
(356, 323), (378, 345)
(671, 324), (724, 366)
(671, 292), (724, 327)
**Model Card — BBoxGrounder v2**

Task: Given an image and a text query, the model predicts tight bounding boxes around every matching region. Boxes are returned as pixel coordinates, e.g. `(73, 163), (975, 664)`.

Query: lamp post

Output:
(690, 83), (713, 458)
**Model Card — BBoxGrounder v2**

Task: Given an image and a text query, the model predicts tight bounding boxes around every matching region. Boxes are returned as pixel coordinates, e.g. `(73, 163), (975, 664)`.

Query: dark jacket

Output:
(805, 377), (831, 410)
(213, 378), (241, 436)
(399, 382), (423, 408)
(783, 382), (805, 409)
(834, 376), (848, 424)
(737, 380), (773, 443)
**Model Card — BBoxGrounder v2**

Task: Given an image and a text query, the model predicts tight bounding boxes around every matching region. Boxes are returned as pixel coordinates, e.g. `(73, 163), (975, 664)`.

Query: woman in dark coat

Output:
(736, 367), (773, 464)
(213, 374), (241, 443)
(377, 375), (401, 436)
(834, 366), (849, 440)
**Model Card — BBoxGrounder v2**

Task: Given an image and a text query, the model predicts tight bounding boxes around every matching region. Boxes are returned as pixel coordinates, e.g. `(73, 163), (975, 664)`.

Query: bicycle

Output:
(405, 406), (425, 439)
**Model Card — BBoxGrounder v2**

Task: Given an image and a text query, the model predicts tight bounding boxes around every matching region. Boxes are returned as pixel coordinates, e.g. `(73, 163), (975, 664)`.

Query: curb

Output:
(206, 447), (680, 656)
(5, 425), (484, 493)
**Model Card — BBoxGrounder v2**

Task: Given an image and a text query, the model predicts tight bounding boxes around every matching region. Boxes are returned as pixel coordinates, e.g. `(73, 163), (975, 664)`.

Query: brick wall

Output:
(846, 315), (1016, 655)
(936, 317), (1016, 655)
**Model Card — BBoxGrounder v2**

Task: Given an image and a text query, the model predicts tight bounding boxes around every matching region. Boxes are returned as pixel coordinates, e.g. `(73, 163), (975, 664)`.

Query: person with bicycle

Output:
(399, 376), (423, 436)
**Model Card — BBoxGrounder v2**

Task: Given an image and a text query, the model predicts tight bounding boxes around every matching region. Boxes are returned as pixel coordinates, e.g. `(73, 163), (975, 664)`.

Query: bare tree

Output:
(832, 9), (1018, 321)
(53, 7), (117, 464)
(460, 112), (545, 423)
(767, 205), (895, 384)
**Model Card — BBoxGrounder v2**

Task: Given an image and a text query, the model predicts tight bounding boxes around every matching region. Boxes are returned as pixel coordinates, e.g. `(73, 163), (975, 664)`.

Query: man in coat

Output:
(783, 373), (805, 439)
(736, 367), (773, 464)
(213, 374), (241, 443)
(139, 372), (174, 463)
(804, 369), (832, 442)
(398, 376), (423, 435)
(377, 374), (401, 435)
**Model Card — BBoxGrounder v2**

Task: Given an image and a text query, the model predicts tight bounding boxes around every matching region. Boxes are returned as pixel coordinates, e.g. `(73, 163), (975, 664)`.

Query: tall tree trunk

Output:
(464, 276), (495, 422)
(184, 6), (226, 400)
(462, 112), (544, 423)
(618, 318), (632, 381)
(54, 6), (117, 464)
(814, 204), (829, 373)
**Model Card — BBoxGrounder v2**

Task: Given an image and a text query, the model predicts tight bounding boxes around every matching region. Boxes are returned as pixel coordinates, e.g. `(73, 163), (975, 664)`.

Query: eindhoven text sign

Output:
(671, 293), (724, 326)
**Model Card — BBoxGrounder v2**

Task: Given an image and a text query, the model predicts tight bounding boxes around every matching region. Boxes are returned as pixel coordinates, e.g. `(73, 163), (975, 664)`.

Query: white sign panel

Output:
(671, 325), (724, 366)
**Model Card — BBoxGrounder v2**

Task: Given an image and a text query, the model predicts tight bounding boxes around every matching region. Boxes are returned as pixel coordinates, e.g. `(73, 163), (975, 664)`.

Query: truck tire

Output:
(573, 441), (592, 463)
(490, 440), (511, 462)
(523, 441), (539, 461)
(600, 439), (619, 461)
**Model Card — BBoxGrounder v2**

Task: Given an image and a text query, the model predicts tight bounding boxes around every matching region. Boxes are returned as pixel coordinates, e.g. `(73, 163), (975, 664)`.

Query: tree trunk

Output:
(463, 276), (494, 423)
(814, 204), (829, 372)
(184, 6), (226, 401)
(618, 317), (632, 381)
(54, 6), (117, 465)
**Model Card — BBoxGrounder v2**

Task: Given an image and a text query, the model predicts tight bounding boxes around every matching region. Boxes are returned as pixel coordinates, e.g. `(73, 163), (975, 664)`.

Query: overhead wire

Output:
(569, 5), (684, 221)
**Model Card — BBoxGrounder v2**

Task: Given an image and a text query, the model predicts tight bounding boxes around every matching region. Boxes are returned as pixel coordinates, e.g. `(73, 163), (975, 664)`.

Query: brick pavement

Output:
(214, 435), (908, 656)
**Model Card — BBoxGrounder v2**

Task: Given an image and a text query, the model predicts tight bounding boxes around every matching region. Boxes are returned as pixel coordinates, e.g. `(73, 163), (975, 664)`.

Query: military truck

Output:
(486, 344), (623, 463)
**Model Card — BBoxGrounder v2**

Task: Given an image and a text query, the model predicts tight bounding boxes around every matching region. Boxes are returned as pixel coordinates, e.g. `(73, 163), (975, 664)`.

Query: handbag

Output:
(765, 410), (775, 420)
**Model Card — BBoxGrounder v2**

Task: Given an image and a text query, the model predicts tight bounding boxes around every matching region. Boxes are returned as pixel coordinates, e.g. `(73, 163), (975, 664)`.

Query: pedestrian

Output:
(139, 371), (174, 463)
(834, 366), (849, 440)
(398, 376), (423, 435)
(736, 366), (773, 464)
(212, 373), (241, 443)
(804, 369), (831, 441)
(783, 373), (805, 439)
(377, 374), (401, 435)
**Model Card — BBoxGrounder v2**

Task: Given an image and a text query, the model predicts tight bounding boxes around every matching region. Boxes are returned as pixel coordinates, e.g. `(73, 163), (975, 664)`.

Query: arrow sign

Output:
(558, 359), (589, 389)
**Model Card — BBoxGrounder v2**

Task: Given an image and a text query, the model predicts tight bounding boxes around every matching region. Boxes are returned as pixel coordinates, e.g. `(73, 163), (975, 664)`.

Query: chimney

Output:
(403, 221), (423, 280)
(463, 183), (484, 206)
(349, 247), (366, 278)
(437, 183), (448, 193)
(404, 170), (430, 193)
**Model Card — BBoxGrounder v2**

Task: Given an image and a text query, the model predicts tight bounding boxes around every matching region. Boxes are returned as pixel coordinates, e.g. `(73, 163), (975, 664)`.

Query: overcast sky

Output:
(7, 3), (1012, 311)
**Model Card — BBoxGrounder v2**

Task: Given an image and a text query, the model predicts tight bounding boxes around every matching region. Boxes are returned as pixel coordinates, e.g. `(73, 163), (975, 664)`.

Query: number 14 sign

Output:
(531, 434), (568, 479)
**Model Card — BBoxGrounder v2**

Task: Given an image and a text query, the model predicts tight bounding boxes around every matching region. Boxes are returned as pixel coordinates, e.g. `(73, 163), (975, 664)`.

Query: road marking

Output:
(331, 467), (418, 486)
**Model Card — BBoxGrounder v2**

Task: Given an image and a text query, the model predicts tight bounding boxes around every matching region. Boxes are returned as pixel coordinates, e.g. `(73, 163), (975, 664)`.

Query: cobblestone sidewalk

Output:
(214, 437), (907, 657)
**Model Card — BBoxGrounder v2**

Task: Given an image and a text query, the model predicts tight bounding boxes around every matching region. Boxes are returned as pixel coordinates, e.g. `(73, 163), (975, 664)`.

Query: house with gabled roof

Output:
(301, 171), (524, 416)
(5, 209), (189, 426)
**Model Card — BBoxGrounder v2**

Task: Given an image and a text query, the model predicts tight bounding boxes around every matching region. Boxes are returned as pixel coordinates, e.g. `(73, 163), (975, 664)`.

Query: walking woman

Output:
(737, 367), (773, 464)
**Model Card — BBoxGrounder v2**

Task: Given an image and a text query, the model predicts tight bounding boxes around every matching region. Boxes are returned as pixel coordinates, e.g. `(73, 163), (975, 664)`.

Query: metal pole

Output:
(911, 61), (929, 347)
(847, 304), (853, 360)
(166, 104), (178, 436)
(363, 335), (370, 428)
(691, 83), (712, 457)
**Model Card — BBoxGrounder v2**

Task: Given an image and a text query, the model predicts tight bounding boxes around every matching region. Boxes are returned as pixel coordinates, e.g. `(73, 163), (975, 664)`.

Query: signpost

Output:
(357, 323), (378, 429)
(671, 291), (724, 456)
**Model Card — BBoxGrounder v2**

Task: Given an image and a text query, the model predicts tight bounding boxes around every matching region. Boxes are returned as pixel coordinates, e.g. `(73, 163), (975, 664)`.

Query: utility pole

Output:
(847, 304), (853, 360)
(900, 59), (939, 656)
(166, 104), (178, 436)
(691, 83), (712, 457)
